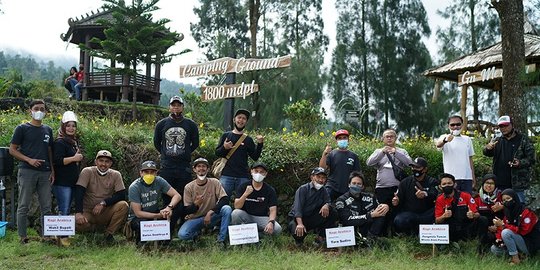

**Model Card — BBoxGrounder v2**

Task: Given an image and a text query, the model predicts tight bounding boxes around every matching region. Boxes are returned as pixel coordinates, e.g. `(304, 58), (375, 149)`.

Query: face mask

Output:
(234, 123), (245, 131)
(494, 130), (502, 138)
(503, 200), (516, 209)
(32, 111), (45, 121)
(252, 173), (265, 183)
(451, 129), (461, 136)
(142, 174), (155, 185)
(337, 140), (348, 149)
(313, 182), (323, 190)
(197, 174), (206, 181)
(442, 186), (454, 195)
(412, 170), (423, 178)
(97, 168), (109, 176)
(349, 185), (362, 196)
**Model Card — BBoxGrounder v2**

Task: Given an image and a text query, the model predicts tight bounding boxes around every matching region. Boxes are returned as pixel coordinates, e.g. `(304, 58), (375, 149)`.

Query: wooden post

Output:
(460, 85), (468, 131)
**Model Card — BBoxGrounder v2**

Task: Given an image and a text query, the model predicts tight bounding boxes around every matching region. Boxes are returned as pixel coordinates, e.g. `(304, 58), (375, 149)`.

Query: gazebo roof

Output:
(422, 34), (540, 89)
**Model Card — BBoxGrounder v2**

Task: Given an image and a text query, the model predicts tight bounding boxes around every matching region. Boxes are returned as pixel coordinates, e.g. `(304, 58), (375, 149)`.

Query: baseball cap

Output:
(409, 157), (428, 168)
(61, 111), (78, 123)
(95, 150), (113, 160)
(140, 160), (158, 171)
(311, 167), (327, 175)
(192, 157), (209, 167)
(335, 129), (349, 138)
(169, 95), (184, 105)
(497, 115), (511, 125)
(251, 162), (268, 171)
(234, 109), (250, 120)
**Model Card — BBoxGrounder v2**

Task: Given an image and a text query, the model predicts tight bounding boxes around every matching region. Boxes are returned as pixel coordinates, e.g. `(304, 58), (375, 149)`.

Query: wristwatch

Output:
(99, 201), (106, 206)
(268, 220), (275, 225)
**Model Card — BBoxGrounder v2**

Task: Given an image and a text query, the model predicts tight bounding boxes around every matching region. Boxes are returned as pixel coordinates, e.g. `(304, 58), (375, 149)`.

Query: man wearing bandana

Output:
(74, 150), (128, 242)
(154, 95), (199, 233)
(392, 157), (439, 235)
(335, 171), (388, 238)
(128, 161), (181, 245)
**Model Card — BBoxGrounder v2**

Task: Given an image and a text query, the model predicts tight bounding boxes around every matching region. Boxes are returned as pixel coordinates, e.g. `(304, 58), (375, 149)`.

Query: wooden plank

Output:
(201, 81), (259, 102)
(457, 64), (536, 86)
(179, 55), (292, 78)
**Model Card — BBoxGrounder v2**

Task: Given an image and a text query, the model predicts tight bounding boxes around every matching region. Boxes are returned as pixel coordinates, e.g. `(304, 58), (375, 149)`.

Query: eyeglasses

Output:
(449, 123), (462, 127)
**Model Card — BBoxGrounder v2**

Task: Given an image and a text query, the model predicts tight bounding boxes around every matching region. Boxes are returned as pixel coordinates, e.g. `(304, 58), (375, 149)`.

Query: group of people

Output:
(8, 98), (539, 264)
(63, 64), (84, 101)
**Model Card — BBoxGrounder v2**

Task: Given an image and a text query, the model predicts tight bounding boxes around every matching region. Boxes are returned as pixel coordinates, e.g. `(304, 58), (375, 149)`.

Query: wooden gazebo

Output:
(60, 9), (182, 104)
(423, 21), (540, 133)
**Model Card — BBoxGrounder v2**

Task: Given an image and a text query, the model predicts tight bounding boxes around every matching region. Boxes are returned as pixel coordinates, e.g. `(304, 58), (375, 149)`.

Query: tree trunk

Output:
(492, 0), (526, 133)
(361, 0), (369, 134)
(469, 0), (480, 132)
(248, 0), (261, 128)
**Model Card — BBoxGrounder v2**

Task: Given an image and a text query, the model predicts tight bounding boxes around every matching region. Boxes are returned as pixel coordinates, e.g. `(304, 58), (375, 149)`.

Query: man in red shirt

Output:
(435, 173), (488, 243)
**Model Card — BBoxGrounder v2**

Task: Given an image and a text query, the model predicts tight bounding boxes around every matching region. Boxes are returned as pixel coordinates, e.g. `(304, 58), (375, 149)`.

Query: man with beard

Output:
(179, 158), (231, 246)
(215, 109), (264, 197)
(74, 150), (129, 242)
(392, 157), (439, 235)
(436, 115), (475, 193)
(335, 171), (388, 237)
(153, 95), (199, 234)
(483, 115), (535, 204)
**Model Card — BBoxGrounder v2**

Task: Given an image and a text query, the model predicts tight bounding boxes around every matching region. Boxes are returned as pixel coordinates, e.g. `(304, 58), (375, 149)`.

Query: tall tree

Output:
(491, 0), (526, 133)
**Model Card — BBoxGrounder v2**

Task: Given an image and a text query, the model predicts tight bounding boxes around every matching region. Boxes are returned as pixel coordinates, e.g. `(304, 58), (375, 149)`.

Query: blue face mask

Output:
(349, 185), (363, 196)
(337, 139), (348, 149)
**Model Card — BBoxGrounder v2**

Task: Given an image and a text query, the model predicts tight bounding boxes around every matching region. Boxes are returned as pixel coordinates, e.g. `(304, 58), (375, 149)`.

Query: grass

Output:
(1, 227), (539, 270)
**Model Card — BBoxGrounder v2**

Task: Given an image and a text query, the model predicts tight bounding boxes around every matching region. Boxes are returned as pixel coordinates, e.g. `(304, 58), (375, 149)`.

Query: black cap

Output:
(482, 173), (497, 183)
(140, 160), (158, 171)
(169, 95), (184, 105)
(234, 109), (250, 120)
(409, 157), (428, 168)
(311, 167), (327, 175)
(251, 162), (268, 171)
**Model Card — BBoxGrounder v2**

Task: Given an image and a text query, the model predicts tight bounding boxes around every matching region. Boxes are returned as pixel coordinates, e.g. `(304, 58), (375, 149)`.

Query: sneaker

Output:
(216, 240), (227, 250)
(295, 238), (304, 247)
(59, 237), (71, 247)
(313, 236), (325, 248)
(104, 233), (115, 244)
(20, 237), (29, 245)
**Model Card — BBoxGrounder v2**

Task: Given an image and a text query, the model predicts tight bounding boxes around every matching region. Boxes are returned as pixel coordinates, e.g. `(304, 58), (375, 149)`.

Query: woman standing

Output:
(52, 111), (83, 246)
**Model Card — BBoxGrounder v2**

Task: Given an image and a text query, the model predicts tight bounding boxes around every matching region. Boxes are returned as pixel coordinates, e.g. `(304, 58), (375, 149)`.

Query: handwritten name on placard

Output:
(140, 220), (171, 241)
(419, 224), (449, 244)
(325, 226), (356, 248)
(179, 55), (292, 78)
(44, 216), (75, 236)
(228, 223), (259, 245)
(201, 81), (259, 101)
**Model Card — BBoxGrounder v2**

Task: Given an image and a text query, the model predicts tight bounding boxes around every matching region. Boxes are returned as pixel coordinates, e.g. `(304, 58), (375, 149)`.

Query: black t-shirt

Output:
(215, 132), (263, 178)
(492, 134), (522, 188)
(10, 122), (53, 171)
(236, 181), (277, 216)
(325, 149), (361, 194)
(53, 138), (80, 187)
(153, 117), (199, 169)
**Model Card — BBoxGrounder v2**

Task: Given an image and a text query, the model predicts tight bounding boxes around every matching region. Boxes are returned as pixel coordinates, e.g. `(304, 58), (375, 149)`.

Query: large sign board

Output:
(458, 64), (536, 86)
(179, 55), (292, 78)
(201, 81), (259, 102)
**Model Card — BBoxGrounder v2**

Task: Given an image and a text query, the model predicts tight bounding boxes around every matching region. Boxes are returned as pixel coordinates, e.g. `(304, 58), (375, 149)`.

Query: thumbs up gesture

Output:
(73, 148), (83, 162)
(323, 142), (332, 155)
(415, 186), (427, 199)
(443, 205), (452, 218)
(466, 205), (475, 219)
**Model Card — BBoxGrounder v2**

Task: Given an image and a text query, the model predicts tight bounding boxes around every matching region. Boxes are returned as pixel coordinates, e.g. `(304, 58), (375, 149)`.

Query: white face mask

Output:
(252, 173), (265, 183)
(97, 168), (109, 176)
(32, 111), (45, 121)
(494, 129), (502, 138)
(197, 174), (206, 180)
(451, 129), (461, 136)
(313, 182), (324, 190)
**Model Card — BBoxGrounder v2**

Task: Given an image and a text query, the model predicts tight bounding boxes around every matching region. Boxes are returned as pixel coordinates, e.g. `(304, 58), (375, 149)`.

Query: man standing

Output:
(74, 150), (129, 242)
(320, 129), (361, 201)
(288, 167), (337, 247)
(335, 171), (388, 237)
(483, 115), (535, 204)
(231, 162), (282, 236)
(9, 99), (54, 244)
(215, 109), (264, 197)
(392, 157), (439, 235)
(128, 161), (182, 244)
(154, 95), (199, 233)
(179, 158), (231, 246)
(436, 115), (475, 193)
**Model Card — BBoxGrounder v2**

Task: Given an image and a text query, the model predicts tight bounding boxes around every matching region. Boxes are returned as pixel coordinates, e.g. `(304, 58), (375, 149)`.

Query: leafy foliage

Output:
(283, 99), (326, 135)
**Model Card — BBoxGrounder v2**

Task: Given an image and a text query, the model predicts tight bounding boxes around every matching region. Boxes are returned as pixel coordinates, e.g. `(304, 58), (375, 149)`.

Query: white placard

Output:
(419, 224), (449, 244)
(43, 215), (75, 236)
(140, 220), (171, 241)
(325, 226), (356, 248)
(228, 223), (259, 245)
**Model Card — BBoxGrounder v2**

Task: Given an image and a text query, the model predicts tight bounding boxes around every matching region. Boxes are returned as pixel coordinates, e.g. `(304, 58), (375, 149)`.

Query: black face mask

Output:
(234, 123), (245, 131)
(442, 186), (454, 195)
(503, 200), (516, 209)
(413, 170), (423, 178)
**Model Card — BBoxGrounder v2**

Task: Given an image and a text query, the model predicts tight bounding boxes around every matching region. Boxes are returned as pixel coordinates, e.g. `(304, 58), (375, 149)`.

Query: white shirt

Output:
(439, 135), (474, 180)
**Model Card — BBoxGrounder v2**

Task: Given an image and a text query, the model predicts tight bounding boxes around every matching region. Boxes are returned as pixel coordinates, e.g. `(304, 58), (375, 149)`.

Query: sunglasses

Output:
(449, 123), (462, 127)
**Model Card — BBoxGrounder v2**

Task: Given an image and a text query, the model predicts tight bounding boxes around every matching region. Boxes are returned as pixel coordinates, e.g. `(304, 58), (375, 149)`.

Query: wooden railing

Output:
(86, 72), (160, 93)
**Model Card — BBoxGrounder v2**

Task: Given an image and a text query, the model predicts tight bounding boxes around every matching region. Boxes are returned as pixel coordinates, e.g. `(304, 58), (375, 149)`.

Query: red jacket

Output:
(495, 208), (539, 239)
(435, 191), (477, 218)
(474, 192), (502, 215)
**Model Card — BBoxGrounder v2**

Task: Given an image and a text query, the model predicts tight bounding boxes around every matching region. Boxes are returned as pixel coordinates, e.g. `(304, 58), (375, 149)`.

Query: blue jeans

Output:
(491, 228), (529, 256)
(178, 205), (232, 242)
(219, 175), (250, 197)
(455, 180), (473, 194)
(52, 185), (73, 215)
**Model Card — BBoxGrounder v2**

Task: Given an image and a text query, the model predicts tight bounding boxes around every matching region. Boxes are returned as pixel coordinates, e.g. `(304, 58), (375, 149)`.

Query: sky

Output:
(0, 0), (451, 87)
